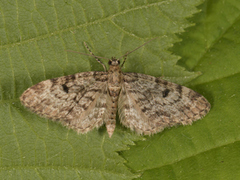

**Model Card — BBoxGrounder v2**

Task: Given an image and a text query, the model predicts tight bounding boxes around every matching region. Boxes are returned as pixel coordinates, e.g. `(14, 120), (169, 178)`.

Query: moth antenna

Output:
(121, 52), (128, 67)
(65, 50), (109, 60)
(118, 37), (158, 60)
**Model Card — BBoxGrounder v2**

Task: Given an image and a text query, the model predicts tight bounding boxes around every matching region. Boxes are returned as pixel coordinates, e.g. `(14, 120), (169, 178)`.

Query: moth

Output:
(20, 39), (210, 137)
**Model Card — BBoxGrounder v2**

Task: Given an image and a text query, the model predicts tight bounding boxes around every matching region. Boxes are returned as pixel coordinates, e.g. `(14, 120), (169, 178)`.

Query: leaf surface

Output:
(0, 0), (218, 179)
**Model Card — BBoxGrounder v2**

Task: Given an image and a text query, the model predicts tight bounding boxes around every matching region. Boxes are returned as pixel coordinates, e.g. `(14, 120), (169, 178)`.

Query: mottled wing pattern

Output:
(20, 71), (109, 134)
(118, 73), (211, 135)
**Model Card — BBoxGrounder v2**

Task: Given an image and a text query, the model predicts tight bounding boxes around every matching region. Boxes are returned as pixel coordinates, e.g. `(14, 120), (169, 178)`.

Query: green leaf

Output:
(121, 0), (240, 179)
(0, 0), (211, 179)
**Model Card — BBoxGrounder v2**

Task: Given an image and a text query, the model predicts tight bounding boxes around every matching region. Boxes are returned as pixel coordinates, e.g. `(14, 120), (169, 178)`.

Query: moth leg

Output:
(121, 52), (128, 67)
(84, 42), (107, 72)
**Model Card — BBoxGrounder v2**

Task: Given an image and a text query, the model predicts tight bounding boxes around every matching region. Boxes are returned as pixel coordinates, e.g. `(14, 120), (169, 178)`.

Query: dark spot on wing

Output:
(162, 89), (170, 98)
(62, 84), (69, 93)
(176, 85), (182, 94)
(51, 78), (58, 84)
(141, 107), (151, 113)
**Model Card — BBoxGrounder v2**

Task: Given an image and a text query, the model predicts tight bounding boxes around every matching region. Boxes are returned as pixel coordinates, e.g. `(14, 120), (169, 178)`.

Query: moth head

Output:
(108, 57), (120, 66)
